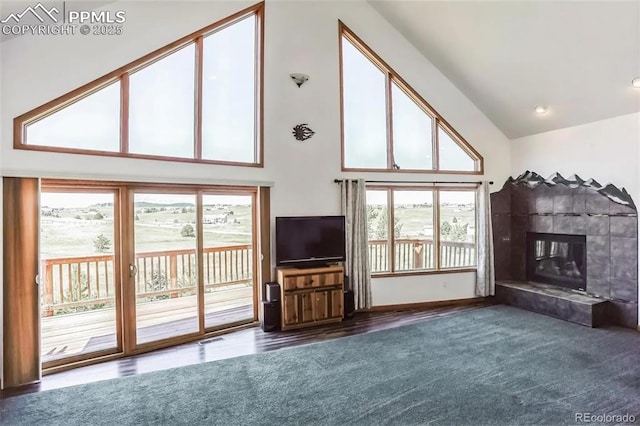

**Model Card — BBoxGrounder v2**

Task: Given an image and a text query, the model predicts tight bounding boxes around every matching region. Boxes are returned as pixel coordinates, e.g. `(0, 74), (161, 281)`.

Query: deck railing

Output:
(42, 239), (475, 315)
(42, 245), (253, 315)
(369, 238), (475, 273)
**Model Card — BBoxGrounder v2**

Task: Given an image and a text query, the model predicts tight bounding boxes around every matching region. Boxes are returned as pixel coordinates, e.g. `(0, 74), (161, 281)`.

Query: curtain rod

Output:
(333, 179), (493, 185)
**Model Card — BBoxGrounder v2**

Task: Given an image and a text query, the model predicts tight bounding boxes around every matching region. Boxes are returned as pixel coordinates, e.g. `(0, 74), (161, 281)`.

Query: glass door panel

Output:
(202, 194), (255, 328)
(134, 193), (199, 345)
(40, 191), (118, 364)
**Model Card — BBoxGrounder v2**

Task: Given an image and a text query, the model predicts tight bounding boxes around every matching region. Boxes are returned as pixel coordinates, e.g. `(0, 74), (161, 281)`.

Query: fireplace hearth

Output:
(526, 233), (586, 291)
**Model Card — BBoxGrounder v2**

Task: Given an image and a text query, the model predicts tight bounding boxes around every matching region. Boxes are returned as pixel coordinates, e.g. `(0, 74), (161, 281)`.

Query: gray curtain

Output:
(475, 181), (495, 296)
(340, 179), (372, 310)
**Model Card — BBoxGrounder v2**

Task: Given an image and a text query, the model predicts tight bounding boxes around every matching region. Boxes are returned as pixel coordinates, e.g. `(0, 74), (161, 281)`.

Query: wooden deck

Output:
(42, 284), (254, 363)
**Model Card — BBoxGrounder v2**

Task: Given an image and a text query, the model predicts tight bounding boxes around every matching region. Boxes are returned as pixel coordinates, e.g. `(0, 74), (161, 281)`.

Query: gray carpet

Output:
(2, 305), (640, 425)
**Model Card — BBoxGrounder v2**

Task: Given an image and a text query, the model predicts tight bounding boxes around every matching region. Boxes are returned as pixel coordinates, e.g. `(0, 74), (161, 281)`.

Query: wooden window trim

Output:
(366, 185), (478, 277)
(13, 2), (264, 168)
(339, 21), (484, 175)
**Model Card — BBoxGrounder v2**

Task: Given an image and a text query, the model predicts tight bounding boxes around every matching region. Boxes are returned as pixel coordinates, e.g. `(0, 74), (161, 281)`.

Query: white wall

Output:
(511, 111), (640, 326)
(0, 1), (510, 313)
(511, 112), (640, 200)
(372, 271), (477, 306)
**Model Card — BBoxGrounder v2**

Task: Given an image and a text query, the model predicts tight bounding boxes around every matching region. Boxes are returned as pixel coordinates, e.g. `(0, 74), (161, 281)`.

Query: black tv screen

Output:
(275, 216), (346, 267)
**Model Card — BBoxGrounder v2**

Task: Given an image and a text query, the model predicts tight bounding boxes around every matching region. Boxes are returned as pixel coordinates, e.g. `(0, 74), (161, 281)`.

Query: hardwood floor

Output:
(1, 301), (490, 400)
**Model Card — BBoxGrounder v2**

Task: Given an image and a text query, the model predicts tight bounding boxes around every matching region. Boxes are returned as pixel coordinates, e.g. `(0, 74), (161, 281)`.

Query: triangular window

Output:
(339, 22), (482, 173)
(16, 3), (263, 166)
(26, 82), (121, 153)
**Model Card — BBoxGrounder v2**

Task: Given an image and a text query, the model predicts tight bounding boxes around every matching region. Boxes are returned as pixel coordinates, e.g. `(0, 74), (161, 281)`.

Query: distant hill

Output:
(134, 202), (195, 208)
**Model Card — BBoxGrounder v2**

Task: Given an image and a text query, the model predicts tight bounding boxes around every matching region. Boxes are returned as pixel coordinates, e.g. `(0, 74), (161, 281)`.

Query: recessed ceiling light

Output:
(632, 77), (640, 88)
(535, 105), (548, 115)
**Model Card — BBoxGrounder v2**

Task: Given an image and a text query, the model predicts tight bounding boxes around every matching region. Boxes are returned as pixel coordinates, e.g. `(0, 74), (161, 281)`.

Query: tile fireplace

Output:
(491, 171), (638, 328)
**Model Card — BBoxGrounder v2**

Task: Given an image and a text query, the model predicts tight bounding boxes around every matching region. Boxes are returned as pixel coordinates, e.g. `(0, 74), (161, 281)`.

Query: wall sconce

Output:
(290, 73), (309, 88)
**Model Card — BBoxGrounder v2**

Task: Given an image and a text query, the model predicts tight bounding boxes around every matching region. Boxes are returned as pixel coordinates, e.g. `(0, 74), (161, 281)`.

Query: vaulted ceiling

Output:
(369, 0), (640, 139)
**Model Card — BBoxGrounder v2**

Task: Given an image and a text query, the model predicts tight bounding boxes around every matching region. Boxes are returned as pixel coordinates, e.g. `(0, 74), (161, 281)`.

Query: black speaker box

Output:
(265, 282), (280, 302)
(344, 289), (355, 319)
(261, 300), (281, 332)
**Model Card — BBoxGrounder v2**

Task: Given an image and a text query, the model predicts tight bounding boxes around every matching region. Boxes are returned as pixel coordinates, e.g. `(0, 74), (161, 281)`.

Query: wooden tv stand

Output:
(277, 265), (344, 331)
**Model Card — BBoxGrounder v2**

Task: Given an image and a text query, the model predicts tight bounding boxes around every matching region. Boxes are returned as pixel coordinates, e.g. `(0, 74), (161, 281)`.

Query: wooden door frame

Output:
(2, 177), (41, 389)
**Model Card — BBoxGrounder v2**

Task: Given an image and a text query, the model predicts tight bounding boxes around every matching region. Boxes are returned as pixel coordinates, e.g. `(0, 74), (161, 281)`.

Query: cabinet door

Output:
(314, 290), (329, 321)
(300, 293), (314, 323)
(283, 294), (299, 326)
(330, 289), (344, 319)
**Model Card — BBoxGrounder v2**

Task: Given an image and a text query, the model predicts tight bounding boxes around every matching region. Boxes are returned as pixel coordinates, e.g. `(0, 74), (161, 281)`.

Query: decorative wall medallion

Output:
(292, 124), (315, 141)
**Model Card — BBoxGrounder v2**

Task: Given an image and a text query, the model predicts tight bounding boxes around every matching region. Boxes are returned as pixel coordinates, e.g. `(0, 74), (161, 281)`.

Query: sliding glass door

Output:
(36, 182), (260, 368)
(40, 189), (120, 365)
(133, 193), (199, 345)
(202, 194), (256, 329)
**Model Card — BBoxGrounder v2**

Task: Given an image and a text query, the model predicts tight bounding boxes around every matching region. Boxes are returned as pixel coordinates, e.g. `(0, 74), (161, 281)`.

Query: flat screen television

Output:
(275, 216), (346, 267)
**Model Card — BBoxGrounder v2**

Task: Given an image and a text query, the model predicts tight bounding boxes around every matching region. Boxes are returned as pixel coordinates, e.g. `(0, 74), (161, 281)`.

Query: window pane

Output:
(134, 193), (199, 344)
(366, 190), (389, 273)
(40, 192), (118, 363)
(439, 191), (476, 268)
(393, 191), (434, 271)
(202, 194), (254, 328)
(391, 83), (433, 170)
(342, 38), (387, 169)
(438, 126), (475, 171)
(129, 45), (195, 158)
(202, 17), (256, 163)
(26, 82), (120, 152)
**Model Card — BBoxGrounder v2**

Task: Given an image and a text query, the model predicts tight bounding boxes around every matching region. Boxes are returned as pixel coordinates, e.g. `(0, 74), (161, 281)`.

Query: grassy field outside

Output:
(367, 204), (476, 242)
(41, 203), (253, 259)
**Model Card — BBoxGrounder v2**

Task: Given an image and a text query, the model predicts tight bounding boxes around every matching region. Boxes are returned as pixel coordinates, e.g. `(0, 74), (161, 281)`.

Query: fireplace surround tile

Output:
(586, 216), (609, 236)
(586, 276), (610, 299)
(553, 216), (573, 234)
(570, 216), (586, 235)
(610, 236), (637, 260)
(610, 201), (636, 215)
(586, 235), (610, 257)
(572, 195), (586, 214)
(535, 196), (554, 214)
(529, 215), (553, 233)
(586, 254), (610, 278)
(491, 189), (511, 214)
(553, 195), (573, 214)
(610, 279), (638, 302)
(586, 192), (611, 215)
(610, 257), (638, 281)
(607, 300), (638, 328)
(511, 186), (529, 214)
(610, 216), (637, 238)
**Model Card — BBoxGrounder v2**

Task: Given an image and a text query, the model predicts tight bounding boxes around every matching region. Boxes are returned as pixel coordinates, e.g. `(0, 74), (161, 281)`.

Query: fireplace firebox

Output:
(526, 232), (586, 291)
